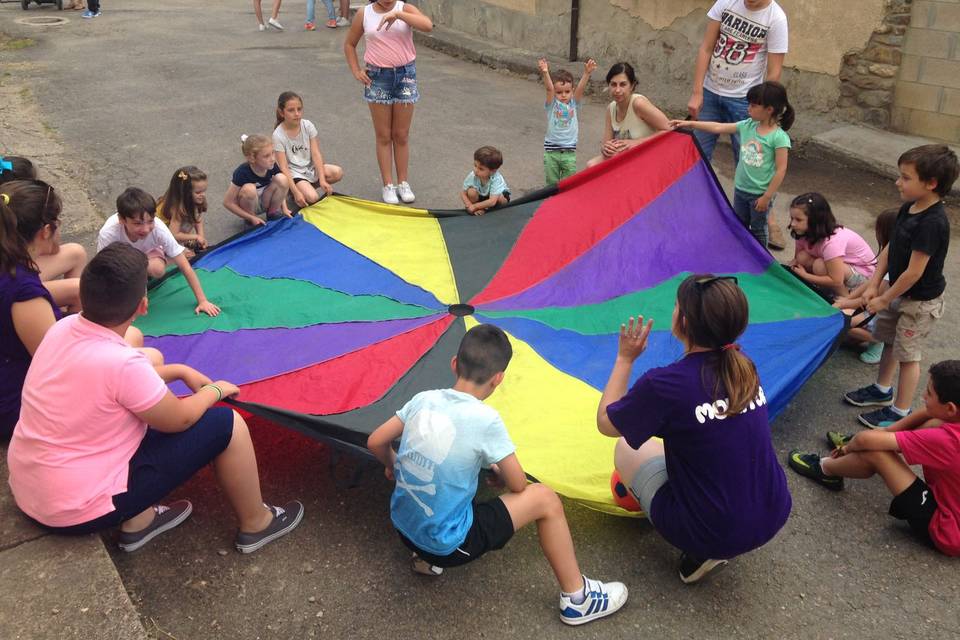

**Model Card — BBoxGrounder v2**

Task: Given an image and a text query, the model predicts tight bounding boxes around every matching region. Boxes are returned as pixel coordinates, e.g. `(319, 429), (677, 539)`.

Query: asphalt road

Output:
(2, 1), (960, 638)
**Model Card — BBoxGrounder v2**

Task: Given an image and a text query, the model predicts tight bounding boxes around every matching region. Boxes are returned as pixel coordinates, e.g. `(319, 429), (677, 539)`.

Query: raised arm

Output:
(597, 316), (652, 437)
(573, 58), (597, 103)
(538, 58), (555, 103)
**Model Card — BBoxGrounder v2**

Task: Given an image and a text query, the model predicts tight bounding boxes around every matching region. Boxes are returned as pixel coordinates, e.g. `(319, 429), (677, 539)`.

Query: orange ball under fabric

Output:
(610, 469), (642, 512)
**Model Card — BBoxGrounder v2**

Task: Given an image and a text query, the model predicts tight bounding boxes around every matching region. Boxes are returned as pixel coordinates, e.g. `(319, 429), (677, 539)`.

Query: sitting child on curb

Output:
(97, 187), (220, 317)
(790, 360), (960, 557)
(461, 146), (510, 216)
(368, 324), (628, 626)
(7, 244), (303, 554)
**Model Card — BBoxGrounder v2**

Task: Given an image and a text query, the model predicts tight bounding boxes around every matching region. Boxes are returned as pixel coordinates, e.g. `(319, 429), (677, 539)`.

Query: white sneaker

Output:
(382, 184), (399, 205)
(397, 181), (415, 203)
(268, 17), (285, 30)
(258, 23), (266, 31)
(558, 576), (628, 626)
(335, 16), (350, 26)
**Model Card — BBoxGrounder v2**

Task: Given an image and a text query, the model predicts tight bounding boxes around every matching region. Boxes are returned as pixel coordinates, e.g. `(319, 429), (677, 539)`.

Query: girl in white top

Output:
(587, 62), (671, 168)
(272, 91), (344, 209)
(344, 1), (433, 205)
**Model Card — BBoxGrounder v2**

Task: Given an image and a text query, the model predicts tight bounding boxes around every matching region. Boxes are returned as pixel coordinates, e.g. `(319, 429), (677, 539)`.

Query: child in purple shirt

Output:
(596, 274), (791, 583)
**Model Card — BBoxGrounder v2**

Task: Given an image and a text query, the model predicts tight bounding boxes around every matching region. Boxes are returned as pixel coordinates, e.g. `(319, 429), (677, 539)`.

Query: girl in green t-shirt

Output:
(671, 81), (794, 249)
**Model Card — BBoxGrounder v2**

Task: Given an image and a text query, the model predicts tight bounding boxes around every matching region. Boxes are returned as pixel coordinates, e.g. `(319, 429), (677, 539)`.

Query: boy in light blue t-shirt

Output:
(368, 324), (628, 626)
(538, 57), (598, 186)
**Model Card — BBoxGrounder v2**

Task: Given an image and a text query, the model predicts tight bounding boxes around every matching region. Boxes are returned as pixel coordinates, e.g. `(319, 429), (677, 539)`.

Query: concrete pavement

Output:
(1, 2), (959, 638)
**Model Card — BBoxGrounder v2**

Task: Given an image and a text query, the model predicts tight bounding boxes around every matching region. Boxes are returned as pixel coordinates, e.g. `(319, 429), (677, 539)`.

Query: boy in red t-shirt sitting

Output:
(789, 360), (960, 556)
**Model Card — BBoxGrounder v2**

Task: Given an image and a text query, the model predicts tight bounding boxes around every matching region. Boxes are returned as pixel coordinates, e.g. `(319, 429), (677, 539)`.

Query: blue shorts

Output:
(364, 62), (419, 105)
(40, 407), (235, 535)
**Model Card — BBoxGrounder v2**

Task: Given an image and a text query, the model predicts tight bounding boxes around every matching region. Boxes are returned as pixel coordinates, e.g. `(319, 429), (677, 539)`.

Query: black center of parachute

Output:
(448, 303), (475, 317)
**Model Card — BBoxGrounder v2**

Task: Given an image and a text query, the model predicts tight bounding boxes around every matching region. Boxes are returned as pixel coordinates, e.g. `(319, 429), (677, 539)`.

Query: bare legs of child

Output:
(119, 412), (292, 543)
(464, 187), (508, 215)
(498, 482), (628, 625)
(878, 353), (921, 415)
(292, 165), (344, 205)
(369, 103), (416, 203)
(36, 243), (88, 313)
(254, 0), (283, 29)
(236, 175), (290, 224)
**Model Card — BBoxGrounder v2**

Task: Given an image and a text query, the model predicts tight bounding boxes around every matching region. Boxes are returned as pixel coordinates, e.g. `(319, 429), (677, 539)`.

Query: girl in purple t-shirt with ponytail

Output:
(596, 274), (791, 584)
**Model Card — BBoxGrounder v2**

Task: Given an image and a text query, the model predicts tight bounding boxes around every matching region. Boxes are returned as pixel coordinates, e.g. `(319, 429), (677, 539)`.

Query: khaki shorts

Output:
(872, 294), (945, 362)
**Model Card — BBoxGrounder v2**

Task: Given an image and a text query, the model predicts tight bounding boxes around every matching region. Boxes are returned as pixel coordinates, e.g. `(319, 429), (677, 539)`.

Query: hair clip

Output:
(0, 157), (12, 173)
(178, 171), (188, 181)
(1, 193), (9, 205)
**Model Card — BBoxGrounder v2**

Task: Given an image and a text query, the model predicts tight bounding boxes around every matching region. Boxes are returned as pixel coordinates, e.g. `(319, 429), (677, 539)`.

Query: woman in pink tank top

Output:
(344, 1), (433, 205)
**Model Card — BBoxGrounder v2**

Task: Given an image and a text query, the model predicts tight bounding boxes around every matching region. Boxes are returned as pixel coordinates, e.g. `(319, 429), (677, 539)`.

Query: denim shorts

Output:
(364, 62), (419, 105)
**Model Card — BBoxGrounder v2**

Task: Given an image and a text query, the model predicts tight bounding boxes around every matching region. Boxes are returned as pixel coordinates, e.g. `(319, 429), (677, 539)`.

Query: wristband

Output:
(203, 383), (223, 402)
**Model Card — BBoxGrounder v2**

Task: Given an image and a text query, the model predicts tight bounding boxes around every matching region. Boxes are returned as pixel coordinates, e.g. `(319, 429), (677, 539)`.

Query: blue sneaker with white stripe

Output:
(558, 575), (628, 626)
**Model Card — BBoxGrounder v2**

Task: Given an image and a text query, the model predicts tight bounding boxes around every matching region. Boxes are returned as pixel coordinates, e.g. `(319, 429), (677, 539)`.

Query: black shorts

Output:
(293, 177), (319, 186)
(398, 497), (514, 568)
(889, 477), (937, 543)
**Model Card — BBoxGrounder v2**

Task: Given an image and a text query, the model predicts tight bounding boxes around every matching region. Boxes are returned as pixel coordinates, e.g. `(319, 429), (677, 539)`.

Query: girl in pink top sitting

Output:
(344, 0), (432, 206)
(788, 192), (877, 297)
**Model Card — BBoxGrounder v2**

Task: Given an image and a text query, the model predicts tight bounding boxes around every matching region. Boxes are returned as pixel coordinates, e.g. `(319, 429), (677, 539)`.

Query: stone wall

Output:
(415, 0), (888, 116)
(892, 0), (960, 142)
(837, 1), (912, 128)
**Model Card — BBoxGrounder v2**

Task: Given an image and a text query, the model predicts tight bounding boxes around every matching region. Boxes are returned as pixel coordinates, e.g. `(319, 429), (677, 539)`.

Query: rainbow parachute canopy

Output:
(139, 132), (844, 515)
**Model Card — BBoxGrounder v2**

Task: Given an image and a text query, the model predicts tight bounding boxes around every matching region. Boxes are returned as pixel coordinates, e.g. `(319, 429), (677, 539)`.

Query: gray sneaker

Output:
(118, 500), (193, 552)
(235, 501), (304, 554)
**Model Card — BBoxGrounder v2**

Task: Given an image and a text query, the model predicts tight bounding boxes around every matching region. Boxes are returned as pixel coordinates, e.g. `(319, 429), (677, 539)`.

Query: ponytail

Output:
(717, 347), (761, 416)
(0, 180), (60, 276)
(746, 81), (794, 131)
(779, 100), (795, 132)
(675, 274), (760, 416)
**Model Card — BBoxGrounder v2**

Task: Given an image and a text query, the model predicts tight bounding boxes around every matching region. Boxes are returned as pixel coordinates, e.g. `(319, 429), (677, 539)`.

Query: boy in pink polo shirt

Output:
(8, 244), (302, 553)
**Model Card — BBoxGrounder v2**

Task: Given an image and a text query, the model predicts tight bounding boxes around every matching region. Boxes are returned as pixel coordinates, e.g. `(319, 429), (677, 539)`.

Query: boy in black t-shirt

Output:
(844, 145), (958, 429)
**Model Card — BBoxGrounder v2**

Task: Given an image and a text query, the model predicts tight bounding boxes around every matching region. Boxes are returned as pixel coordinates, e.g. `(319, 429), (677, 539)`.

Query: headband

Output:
(0, 157), (12, 173)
